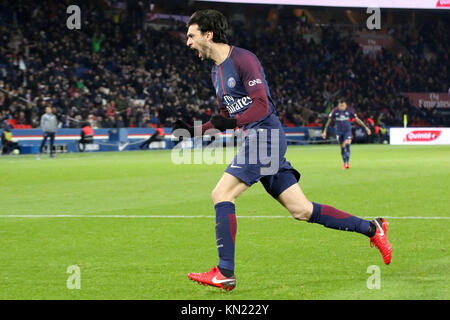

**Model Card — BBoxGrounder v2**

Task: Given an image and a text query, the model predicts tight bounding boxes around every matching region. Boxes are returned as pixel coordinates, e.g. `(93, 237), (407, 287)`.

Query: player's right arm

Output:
(172, 98), (230, 136)
(321, 118), (331, 139)
(322, 111), (333, 139)
(199, 98), (231, 133)
(322, 110), (335, 139)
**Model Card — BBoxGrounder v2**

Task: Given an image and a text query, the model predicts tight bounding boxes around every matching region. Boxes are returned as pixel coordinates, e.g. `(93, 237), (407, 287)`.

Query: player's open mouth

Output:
(191, 46), (202, 59)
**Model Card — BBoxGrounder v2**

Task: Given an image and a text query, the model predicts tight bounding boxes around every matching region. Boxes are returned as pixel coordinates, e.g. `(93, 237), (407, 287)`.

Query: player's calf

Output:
(287, 203), (313, 221)
(277, 184), (313, 221)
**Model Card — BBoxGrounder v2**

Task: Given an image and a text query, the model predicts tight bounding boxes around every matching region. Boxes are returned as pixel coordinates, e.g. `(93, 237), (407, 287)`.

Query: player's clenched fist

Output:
(172, 119), (194, 137)
(211, 115), (237, 132)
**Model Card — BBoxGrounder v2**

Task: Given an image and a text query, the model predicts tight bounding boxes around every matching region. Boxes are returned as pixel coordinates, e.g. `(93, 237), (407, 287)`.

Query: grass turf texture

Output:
(0, 144), (449, 300)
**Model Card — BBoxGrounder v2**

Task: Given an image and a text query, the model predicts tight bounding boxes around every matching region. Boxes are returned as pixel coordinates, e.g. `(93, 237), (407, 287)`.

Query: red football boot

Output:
(370, 218), (392, 264)
(343, 162), (350, 169)
(188, 266), (236, 291)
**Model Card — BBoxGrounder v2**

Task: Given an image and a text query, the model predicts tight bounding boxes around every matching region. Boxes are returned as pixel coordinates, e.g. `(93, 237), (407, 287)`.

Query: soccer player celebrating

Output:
(322, 98), (371, 169)
(174, 10), (391, 291)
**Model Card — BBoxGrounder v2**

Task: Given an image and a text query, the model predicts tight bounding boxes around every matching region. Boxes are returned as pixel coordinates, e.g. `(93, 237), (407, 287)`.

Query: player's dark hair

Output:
(187, 10), (228, 44)
(337, 97), (347, 103)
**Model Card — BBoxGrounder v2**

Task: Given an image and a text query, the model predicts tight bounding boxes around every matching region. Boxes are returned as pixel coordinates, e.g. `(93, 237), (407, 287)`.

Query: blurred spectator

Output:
(78, 121), (94, 152)
(1, 122), (20, 154)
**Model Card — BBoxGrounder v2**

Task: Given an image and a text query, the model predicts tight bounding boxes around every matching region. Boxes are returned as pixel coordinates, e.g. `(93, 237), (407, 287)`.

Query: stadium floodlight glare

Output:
(195, 0), (450, 9)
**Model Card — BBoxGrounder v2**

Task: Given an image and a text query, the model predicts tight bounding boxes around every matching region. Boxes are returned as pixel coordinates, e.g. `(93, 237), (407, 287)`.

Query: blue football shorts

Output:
(225, 121), (300, 199)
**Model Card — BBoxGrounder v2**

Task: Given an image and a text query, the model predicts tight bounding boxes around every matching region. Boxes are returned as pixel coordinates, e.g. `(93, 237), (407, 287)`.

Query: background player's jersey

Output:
(211, 46), (277, 129)
(329, 107), (356, 133)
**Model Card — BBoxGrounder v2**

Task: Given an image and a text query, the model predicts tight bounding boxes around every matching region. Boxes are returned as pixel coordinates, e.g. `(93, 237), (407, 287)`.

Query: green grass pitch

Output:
(0, 144), (449, 300)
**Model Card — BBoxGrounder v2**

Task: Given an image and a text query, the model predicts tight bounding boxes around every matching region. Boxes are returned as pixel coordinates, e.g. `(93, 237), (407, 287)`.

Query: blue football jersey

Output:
(210, 46), (278, 129)
(329, 107), (356, 133)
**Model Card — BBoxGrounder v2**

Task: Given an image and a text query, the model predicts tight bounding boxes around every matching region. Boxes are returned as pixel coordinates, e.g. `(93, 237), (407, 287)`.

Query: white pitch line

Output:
(0, 215), (449, 220)
(0, 215), (287, 219)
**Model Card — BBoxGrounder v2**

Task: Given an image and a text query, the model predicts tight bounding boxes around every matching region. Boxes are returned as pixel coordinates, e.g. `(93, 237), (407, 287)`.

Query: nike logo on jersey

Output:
(230, 164), (242, 168)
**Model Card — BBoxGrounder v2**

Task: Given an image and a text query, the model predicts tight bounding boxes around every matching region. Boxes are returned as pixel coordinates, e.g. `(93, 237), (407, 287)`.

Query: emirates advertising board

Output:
(391, 93), (450, 145)
(390, 128), (450, 145)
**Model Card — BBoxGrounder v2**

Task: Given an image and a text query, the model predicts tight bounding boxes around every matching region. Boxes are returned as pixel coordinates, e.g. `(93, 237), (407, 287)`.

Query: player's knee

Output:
(211, 188), (220, 203)
(290, 210), (311, 221)
(288, 203), (312, 221)
(211, 187), (235, 204)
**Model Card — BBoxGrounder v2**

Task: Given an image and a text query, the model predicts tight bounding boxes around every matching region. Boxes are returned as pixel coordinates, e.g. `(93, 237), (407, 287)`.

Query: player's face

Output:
(338, 101), (347, 110)
(186, 24), (212, 61)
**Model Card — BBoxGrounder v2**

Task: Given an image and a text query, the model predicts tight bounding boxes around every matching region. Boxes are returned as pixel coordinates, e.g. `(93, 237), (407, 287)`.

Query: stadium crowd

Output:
(0, 0), (448, 135)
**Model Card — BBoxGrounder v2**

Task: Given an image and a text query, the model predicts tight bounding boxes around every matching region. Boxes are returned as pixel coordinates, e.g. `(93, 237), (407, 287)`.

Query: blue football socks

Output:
(309, 202), (373, 237)
(345, 144), (350, 163)
(215, 201), (237, 273)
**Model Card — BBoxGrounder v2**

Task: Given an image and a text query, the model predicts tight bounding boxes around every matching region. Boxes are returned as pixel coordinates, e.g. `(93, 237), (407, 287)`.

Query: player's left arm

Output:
(354, 114), (371, 135)
(233, 52), (269, 127)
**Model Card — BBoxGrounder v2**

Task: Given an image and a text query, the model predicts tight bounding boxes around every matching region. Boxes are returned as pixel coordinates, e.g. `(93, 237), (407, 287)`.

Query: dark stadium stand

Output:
(0, 0), (448, 135)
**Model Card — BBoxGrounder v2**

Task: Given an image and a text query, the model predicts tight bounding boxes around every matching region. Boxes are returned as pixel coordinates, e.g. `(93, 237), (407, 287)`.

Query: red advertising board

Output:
(404, 93), (450, 109)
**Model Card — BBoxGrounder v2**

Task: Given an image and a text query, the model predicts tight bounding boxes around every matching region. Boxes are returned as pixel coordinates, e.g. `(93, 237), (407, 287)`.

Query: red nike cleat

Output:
(343, 162), (350, 169)
(188, 266), (236, 291)
(370, 218), (392, 264)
